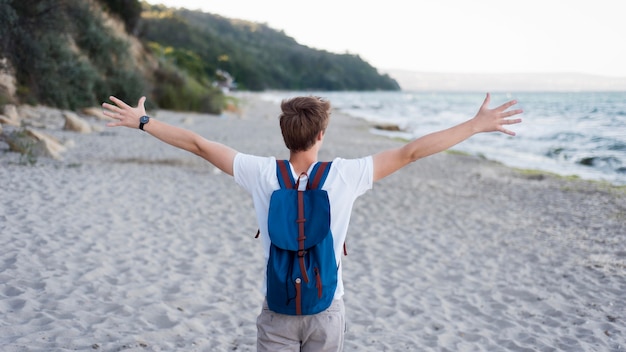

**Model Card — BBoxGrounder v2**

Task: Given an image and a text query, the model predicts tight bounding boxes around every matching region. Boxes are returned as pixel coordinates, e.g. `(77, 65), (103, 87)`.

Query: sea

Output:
(259, 91), (626, 186)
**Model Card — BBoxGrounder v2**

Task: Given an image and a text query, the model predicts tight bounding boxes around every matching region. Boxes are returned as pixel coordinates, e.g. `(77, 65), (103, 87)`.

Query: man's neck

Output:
(289, 150), (319, 175)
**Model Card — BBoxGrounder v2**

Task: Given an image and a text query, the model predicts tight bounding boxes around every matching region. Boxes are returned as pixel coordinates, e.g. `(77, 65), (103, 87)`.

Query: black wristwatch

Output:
(139, 115), (150, 131)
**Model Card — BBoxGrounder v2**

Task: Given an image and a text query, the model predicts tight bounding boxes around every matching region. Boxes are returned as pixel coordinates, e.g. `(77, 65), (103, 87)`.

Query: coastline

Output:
(1, 92), (625, 351)
(257, 90), (626, 187)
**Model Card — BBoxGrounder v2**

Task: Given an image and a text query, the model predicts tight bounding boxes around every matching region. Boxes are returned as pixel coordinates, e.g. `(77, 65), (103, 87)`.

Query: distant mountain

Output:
(383, 69), (626, 92)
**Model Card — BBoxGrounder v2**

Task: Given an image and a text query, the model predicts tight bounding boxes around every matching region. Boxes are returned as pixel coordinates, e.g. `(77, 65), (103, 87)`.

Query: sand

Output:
(1, 92), (625, 351)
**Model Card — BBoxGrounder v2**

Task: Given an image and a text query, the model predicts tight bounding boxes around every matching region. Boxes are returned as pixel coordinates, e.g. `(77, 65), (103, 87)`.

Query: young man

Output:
(102, 93), (522, 351)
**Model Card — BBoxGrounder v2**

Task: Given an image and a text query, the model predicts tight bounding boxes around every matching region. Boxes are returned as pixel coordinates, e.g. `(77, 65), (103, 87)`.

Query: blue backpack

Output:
(266, 160), (337, 315)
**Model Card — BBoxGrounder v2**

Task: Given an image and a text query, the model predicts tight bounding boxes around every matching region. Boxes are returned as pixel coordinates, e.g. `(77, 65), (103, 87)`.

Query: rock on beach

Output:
(0, 104), (97, 160)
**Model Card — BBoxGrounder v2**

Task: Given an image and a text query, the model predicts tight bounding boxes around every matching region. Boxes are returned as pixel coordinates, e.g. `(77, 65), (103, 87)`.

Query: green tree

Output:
(96, 0), (142, 33)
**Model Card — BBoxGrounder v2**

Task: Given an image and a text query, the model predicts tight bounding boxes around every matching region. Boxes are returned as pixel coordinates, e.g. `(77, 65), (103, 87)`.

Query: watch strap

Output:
(139, 115), (149, 131)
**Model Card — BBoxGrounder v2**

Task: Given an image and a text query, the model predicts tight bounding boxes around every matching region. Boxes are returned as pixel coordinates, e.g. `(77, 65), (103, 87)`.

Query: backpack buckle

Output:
(298, 250), (307, 257)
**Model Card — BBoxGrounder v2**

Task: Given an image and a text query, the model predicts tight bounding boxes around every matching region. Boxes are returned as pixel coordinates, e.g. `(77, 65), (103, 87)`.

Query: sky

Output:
(144, 0), (626, 78)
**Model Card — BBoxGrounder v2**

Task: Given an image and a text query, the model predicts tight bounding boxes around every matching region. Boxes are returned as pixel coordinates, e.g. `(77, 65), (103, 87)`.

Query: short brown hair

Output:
(279, 96), (330, 152)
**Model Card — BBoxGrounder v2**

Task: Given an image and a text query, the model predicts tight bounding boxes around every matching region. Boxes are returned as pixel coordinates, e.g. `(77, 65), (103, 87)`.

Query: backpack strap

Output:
(309, 162), (346, 255)
(296, 183), (309, 284)
(277, 160), (331, 190)
(308, 161), (332, 190)
(276, 159), (296, 189)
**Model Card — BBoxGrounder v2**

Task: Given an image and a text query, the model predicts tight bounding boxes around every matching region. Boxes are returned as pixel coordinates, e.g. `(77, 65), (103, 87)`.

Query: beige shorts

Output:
(256, 298), (346, 352)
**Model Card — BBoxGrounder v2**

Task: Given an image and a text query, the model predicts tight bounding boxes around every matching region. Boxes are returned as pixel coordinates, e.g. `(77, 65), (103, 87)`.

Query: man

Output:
(102, 93), (522, 351)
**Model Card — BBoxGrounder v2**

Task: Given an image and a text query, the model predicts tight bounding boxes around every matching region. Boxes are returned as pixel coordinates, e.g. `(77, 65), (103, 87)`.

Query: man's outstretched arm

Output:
(102, 96), (238, 176)
(372, 93), (523, 182)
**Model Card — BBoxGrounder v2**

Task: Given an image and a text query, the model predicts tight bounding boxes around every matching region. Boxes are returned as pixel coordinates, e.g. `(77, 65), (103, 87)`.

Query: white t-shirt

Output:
(233, 153), (374, 300)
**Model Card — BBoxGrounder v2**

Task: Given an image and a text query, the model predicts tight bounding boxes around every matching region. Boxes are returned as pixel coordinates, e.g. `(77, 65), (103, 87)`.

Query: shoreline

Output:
(1, 93), (625, 351)
(255, 90), (626, 187)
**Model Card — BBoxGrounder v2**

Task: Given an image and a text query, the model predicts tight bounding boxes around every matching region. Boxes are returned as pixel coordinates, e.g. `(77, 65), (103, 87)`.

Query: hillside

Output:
(0, 0), (151, 109)
(0, 0), (399, 114)
(138, 5), (400, 92)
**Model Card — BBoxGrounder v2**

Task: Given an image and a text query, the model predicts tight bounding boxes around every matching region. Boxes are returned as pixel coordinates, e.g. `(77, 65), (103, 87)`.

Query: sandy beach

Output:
(1, 92), (625, 351)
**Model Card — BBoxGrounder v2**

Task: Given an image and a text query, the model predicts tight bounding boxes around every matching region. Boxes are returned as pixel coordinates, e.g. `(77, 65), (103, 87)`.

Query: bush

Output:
(152, 62), (224, 114)
(2, 0), (147, 109)
(0, 0), (18, 52)
(96, 0), (142, 33)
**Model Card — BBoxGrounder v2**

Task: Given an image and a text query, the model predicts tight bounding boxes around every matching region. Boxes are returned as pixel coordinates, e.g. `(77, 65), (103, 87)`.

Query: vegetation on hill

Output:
(0, 0), (399, 114)
(138, 6), (400, 92)
(0, 0), (156, 110)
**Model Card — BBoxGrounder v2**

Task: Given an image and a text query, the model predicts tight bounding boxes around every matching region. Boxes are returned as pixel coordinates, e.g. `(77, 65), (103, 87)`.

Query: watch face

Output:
(140, 116), (149, 123)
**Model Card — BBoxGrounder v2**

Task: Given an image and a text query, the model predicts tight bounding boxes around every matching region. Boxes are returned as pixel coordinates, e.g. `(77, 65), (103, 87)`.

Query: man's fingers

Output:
(499, 127), (516, 136)
(102, 102), (123, 114)
(497, 99), (518, 112)
(101, 109), (117, 120)
(109, 96), (131, 109)
(481, 92), (491, 109)
(502, 109), (523, 118)
(503, 118), (522, 125)
(138, 96), (146, 108)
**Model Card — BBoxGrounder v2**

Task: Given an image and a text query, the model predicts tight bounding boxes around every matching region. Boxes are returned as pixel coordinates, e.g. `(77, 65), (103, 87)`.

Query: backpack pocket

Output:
(268, 189), (331, 250)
